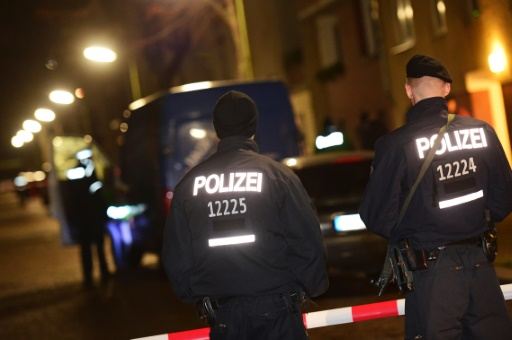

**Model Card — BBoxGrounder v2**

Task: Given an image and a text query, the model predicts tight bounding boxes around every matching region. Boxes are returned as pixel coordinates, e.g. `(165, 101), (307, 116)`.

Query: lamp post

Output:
(83, 44), (141, 101)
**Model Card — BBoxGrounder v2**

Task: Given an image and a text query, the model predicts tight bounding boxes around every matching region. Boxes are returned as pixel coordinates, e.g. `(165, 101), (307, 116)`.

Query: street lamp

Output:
(49, 89), (75, 105)
(83, 46), (117, 63)
(16, 130), (34, 143)
(11, 136), (24, 148)
(23, 119), (42, 133)
(83, 44), (141, 100)
(34, 108), (56, 122)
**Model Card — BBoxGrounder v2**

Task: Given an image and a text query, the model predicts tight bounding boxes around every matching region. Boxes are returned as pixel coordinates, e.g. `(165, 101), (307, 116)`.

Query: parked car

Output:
(283, 151), (387, 275)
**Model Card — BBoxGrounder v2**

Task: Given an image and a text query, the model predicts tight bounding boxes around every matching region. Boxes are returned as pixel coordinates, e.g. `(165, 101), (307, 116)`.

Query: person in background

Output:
(64, 149), (110, 288)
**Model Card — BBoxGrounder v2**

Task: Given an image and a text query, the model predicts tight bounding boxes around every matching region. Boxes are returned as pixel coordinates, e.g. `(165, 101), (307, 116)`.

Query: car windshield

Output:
(293, 158), (372, 214)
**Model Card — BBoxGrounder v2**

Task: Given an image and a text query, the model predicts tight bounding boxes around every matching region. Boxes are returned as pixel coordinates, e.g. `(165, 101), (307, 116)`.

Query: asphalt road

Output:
(0, 191), (511, 340)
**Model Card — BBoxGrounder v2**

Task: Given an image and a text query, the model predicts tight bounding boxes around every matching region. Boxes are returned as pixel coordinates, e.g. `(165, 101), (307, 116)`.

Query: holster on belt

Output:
(287, 291), (306, 312)
(482, 210), (498, 262)
(398, 239), (427, 271)
(373, 240), (414, 295)
(197, 297), (216, 325)
(197, 292), (305, 324)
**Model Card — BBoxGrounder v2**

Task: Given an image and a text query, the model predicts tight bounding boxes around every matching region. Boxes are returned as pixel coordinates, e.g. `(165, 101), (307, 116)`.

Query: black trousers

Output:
(208, 295), (308, 340)
(79, 235), (109, 285)
(405, 244), (512, 340)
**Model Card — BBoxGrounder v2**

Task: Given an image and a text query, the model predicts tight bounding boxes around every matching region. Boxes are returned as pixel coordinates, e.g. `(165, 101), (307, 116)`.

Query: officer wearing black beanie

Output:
(213, 91), (258, 139)
(163, 91), (328, 340)
(360, 54), (512, 339)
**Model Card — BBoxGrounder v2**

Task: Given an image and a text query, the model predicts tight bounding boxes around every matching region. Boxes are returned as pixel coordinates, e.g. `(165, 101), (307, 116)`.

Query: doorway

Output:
(465, 71), (512, 165)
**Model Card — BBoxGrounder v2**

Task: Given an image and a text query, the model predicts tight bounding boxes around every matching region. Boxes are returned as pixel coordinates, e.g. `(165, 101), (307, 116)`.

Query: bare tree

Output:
(133, 0), (252, 85)
(35, 0), (253, 90)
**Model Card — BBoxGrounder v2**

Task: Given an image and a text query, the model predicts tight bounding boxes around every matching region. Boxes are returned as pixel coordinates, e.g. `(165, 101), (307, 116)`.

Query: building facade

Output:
(293, 0), (512, 161)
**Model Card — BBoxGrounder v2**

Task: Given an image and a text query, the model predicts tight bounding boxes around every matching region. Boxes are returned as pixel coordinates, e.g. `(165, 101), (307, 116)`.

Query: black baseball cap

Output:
(406, 54), (452, 83)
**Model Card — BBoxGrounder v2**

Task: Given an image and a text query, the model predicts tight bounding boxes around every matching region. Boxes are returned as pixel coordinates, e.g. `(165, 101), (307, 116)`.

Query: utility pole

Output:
(223, 0), (254, 80)
(233, 0), (254, 79)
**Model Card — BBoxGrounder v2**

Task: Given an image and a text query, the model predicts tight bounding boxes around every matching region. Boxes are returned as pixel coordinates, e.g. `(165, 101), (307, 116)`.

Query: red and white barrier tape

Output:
(134, 283), (512, 340)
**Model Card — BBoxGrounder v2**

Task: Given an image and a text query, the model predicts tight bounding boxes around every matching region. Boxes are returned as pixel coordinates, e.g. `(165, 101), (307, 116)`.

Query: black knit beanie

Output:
(213, 91), (258, 139)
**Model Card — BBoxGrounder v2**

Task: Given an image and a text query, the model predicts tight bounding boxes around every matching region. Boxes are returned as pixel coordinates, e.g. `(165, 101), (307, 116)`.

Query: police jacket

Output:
(360, 97), (512, 249)
(62, 167), (107, 242)
(163, 136), (328, 303)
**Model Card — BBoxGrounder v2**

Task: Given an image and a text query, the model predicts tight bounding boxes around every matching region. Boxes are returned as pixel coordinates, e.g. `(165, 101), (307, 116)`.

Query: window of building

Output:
(390, 0), (415, 54)
(316, 15), (342, 69)
(359, 0), (380, 57)
(431, 0), (448, 36)
(466, 0), (481, 19)
(315, 14), (343, 81)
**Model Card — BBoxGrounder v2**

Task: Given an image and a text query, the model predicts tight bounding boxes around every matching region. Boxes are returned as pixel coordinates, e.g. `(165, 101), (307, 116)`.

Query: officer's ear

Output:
(442, 82), (451, 98)
(405, 82), (413, 101)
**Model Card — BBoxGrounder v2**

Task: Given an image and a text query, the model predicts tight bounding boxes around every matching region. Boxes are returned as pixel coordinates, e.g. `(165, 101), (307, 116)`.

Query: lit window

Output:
(431, 0), (448, 36)
(316, 15), (342, 69)
(359, 0), (380, 57)
(315, 15), (344, 81)
(390, 0), (415, 54)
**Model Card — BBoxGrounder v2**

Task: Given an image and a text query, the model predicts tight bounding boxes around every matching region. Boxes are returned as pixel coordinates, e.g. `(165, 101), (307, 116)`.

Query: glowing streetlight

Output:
(83, 43), (143, 100)
(34, 108), (56, 122)
(488, 43), (508, 74)
(11, 136), (24, 148)
(49, 90), (75, 105)
(16, 130), (33, 143)
(23, 119), (42, 133)
(83, 46), (117, 63)
(437, 1), (446, 14)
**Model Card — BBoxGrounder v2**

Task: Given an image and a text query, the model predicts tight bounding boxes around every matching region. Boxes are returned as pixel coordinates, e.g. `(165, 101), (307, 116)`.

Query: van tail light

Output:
(163, 190), (174, 215)
(334, 155), (366, 164)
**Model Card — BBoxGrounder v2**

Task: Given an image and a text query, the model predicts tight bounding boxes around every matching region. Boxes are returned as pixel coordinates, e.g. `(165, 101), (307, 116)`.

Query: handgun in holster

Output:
(197, 297), (216, 325)
(393, 240), (415, 292)
(373, 240), (414, 296)
(482, 210), (498, 262)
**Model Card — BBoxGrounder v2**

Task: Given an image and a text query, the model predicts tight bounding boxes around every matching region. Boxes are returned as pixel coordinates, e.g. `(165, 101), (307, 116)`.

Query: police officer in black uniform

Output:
(360, 55), (512, 339)
(64, 149), (110, 287)
(163, 91), (328, 340)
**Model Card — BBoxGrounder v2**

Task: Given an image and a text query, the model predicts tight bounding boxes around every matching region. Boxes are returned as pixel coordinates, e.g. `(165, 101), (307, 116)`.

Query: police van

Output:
(115, 80), (300, 267)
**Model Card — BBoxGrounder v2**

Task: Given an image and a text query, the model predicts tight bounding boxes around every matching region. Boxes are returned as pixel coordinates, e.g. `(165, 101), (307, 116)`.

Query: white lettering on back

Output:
(193, 176), (206, 196)
(193, 172), (264, 196)
(205, 174), (220, 194)
(416, 138), (430, 159)
(415, 128), (488, 159)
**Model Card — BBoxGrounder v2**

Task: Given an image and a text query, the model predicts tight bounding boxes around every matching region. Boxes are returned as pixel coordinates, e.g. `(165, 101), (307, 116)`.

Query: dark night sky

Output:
(0, 0), (230, 178)
(0, 0), (128, 177)
(0, 1), (71, 173)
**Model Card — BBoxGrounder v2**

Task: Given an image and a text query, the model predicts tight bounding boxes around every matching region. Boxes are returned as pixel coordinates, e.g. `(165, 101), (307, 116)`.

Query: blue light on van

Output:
(333, 214), (366, 232)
